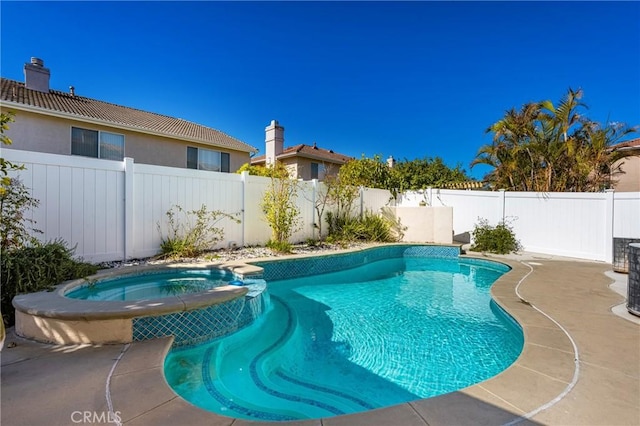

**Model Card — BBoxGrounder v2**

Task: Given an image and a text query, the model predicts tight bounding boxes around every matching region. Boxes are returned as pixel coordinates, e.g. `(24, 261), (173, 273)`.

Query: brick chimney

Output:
(265, 120), (284, 166)
(24, 57), (50, 93)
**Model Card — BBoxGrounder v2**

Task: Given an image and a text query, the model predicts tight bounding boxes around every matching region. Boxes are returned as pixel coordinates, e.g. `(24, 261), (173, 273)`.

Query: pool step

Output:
(202, 296), (376, 420)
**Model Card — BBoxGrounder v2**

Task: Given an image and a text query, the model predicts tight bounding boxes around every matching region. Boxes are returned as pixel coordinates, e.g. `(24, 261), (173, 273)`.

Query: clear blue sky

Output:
(2, 1), (639, 179)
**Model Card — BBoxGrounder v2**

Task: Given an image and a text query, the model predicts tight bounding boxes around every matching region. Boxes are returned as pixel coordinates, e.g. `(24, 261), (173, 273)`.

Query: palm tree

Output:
(472, 102), (542, 191)
(579, 120), (639, 191)
(475, 88), (638, 192)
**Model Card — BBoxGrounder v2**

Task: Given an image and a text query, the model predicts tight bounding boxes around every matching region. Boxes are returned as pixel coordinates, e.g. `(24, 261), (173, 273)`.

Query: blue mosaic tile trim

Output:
(132, 281), (268, 347)
(257, 245), (460, 281)
(133, 298), (243, 345)
(201, 346), (296, 422)
(402, 245), (459, 258)
(274, 370), (375, 410)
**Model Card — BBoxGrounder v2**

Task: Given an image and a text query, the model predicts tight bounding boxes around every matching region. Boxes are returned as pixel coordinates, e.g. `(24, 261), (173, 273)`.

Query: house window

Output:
(187, 147), (230, 172)
(310, 162), (319, 179)
(71, 127), (124, 161)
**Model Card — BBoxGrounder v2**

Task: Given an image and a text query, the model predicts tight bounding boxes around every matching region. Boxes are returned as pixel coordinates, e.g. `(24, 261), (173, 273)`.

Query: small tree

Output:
(1, 112), (24, 196)
(339, 154), (396, 190)
(1, 178), (41, 251)
(299, 163), (339, 241)
(261, 163), (301, 252)
(392, 157), (471, 191)
(236, 162), (272, 177)
(325, 172), (360, 238)
(157, 204), (241, 259)
(1, 111), (41, 250)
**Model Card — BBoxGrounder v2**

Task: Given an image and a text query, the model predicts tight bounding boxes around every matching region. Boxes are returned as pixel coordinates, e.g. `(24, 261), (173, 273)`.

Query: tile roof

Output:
(611, 137), (640, 150)
(251, 143), (353, 165)
(0, 78), (257, 153)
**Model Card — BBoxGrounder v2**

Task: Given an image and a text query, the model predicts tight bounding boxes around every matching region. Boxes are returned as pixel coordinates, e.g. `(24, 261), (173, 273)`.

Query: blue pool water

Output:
(66, 269), (236, 301)
(164, 255), (523, 421)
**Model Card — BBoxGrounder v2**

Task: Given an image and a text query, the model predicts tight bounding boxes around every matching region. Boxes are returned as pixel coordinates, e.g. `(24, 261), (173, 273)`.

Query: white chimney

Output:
(24, 57), (50, 93)
(265, 120), (284, 166)
(387, 155), (396, 168)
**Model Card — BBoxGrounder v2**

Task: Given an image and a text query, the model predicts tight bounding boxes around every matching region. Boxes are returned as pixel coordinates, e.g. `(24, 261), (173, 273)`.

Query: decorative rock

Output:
(97, 243), (369, 270)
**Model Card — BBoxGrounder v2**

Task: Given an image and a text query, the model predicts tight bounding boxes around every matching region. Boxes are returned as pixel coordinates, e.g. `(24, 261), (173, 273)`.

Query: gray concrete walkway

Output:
(1, 253), (639, 425)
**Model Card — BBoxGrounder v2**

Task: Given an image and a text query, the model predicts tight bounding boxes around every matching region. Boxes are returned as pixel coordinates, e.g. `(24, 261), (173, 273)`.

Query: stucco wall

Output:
(1, 108), (251, 171)
(293, 157), (338, 180)
(276, 157), (342, 180)
(614, 156), (640, 192)
(391, 206), (453, 244)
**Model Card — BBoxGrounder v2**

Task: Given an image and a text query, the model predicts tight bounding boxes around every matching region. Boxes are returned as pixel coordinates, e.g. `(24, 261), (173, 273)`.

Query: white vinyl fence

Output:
(399, 188), (640, 262)
(4, 150), (395, 262)
(6, 149), (637, 263)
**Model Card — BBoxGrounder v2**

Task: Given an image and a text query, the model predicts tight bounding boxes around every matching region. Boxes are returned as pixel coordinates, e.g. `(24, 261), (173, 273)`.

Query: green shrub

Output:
(327, 210), (402, 243)
(305, 238), (319, 247)
(1, 239), (98, 327)
(266, 239), (293, 254)
(325, 210), (350, 238)
(342, 212), (391, 242)
(471, 218), (521, 254)
(158, 204), (240, 259)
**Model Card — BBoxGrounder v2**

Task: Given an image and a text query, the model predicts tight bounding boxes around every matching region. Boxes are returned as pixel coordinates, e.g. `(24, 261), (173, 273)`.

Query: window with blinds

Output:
(71, 127), (124, 161)
(186, 147), (231, 172)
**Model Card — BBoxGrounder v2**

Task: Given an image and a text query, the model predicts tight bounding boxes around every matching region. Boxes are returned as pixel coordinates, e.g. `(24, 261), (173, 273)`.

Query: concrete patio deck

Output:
(1, 252), (639, 426)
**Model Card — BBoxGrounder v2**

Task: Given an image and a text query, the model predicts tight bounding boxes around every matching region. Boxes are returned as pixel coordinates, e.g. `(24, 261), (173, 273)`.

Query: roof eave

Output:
(277, 150), (350, 164)
(615, 146), (640, 153)
(0, 100), (258, 154)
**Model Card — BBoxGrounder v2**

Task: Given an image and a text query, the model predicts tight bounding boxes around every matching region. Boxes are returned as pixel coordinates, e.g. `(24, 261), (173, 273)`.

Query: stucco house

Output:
(251, 120), (352, 180)
(0, 58), (257, 172)
(611, 138), (640, 192)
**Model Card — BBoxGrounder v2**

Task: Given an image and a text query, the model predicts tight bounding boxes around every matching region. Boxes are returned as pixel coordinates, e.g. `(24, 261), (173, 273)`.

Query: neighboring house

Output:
(611, 138), (640, 192)
(251, 120), (352, 180)
(0, 57), (257, 172)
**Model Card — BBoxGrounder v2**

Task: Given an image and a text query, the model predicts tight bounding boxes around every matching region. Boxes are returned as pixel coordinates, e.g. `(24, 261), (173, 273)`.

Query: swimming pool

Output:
(164, 249), (523, 421)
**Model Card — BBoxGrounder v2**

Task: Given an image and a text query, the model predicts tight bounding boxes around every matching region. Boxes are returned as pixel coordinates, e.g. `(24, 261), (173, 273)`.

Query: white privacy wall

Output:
(4, 149), (638, 263)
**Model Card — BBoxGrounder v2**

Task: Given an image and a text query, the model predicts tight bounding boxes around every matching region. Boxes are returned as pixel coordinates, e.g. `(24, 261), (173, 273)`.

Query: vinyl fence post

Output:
(124, 157), (135, 260)
(498, 189), (506, 224)
(605, 189), (615, 264)
(312, 179), (318, 240)
(241, 171), (249, 248)
(360, 186), (364, 219)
